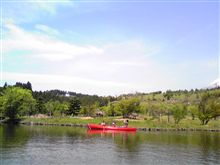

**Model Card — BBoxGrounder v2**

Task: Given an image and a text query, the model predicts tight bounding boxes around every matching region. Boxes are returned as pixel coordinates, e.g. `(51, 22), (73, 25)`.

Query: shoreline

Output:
(18, 121), (220, 132)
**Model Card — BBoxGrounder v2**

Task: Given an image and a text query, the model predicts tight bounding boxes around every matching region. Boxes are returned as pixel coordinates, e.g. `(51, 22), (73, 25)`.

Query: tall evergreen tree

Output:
(36, 97), (46, 114)
(3, 82), (8, 89)
(26, 81), (32, 91)
(67, 98), (81, 116)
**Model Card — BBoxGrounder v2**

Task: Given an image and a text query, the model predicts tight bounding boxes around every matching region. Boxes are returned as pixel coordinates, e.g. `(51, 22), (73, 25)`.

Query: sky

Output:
(1, 0), (219, 96)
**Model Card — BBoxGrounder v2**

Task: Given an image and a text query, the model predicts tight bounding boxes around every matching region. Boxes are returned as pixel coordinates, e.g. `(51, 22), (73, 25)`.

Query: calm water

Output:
(0, 125), (219, 165)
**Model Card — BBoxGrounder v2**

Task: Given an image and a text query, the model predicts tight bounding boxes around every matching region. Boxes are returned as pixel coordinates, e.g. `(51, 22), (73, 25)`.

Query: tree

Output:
(26, 81), (32, 91)
(171, 104), (187, 124)
(112, 102), (122, 116)
(0, 87), (36, 119)
(57, 102), (69, 117)
(187, 105), (198, 120)
(36, 97), (46, 114)
(148, 103), (167, 121)
(108, 103), (115, 116)
(3, 82), (8, 89)
(45, 100), (58, 117)
(79, 106), (88, 116)
(102, 102), (122, 117)
(67, 98), (81, 116)
(163, 90), (173, 100)
(45, 100), (69, 117)
(90, 104), (97, 116)
(139, 103), (149, 115)
(15, 82), (32, 91)
(161, 103), (172, 123)
(198, 93), (220, 125)
(119, 98), (140, 118)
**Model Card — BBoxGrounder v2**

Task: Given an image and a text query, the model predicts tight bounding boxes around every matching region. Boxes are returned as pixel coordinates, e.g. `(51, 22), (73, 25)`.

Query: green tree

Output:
(105, 102), (115, 116)
(187, 105), (198, 120)
(171, 104), (187, 124)
(164, 104), (173, 123)
(45, 100), (59, 117)
(36, 97), (46, 114)
(102, 102), (122, 116)
(113, 102), (122, 116)
(0, 87), (36, 119)
(3, 82), (8, 89)
(80, 105), (96, 116)
(148, 103), (166, 121)
(119, 98), (140, 118)
(57, 102), (69, 117)
(198, 93), (220, 125)
(163, 90), (173, 100)
(89, 105), (96, 116)
(26, 81), (32, 91)
(15, 82), (32, 91)
(139, 103), (149, 115)
(79, 106), (88, 116)
(67, 98), (81, 116)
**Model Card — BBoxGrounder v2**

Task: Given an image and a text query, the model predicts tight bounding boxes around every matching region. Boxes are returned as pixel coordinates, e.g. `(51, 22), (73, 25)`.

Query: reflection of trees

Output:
(113, 133), (141, 152)
(115, 131), (220, 163)
(199, 132), (220, 164)
(136, 132), (220, 151)
(113, 132), (143, 162)
(29, 125), (87, 137)
(87, 131), (220, 155)
(86, 131), (142, 151)
(0, 124), (31, 148)
(0, 125), (88, 149)
(26, 125), (88, 144)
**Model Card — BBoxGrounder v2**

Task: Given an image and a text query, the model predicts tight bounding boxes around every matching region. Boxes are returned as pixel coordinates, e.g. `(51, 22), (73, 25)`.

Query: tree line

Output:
(0, 82), (220, 125)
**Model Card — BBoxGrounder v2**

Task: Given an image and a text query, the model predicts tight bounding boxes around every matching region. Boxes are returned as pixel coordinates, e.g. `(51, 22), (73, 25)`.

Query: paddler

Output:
(124, 119), (129, 127)
(100, 120), (106, 126)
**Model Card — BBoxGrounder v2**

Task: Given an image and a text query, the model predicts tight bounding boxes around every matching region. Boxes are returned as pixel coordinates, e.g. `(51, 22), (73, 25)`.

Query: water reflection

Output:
(87, 130), (136, 135)
(1, 125), (220, 165)
(0, 124), (31, 148)
(87, 130), (139, 151)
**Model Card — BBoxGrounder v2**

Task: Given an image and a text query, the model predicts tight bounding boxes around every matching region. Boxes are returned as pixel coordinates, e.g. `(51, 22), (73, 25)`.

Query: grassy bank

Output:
(21, 116), (220, 130)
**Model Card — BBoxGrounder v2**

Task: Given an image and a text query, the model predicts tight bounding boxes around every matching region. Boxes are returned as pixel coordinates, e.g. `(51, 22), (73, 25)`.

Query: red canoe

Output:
(87, 124), (137, 131)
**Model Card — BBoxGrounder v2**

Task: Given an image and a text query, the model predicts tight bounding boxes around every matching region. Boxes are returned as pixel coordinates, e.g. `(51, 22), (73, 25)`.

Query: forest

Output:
(0, 82), (220, 126)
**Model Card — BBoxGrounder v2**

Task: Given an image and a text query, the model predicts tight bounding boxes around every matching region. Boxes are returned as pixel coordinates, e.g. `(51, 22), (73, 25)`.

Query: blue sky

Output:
(1, 0), (219, 95)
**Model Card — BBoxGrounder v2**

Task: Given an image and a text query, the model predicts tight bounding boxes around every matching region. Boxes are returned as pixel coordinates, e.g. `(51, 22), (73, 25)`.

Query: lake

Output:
(1, 124), (219, 165)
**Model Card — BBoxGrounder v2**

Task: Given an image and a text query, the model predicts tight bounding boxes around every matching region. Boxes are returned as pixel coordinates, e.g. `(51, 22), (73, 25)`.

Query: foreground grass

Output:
(22, 116), (220, 130)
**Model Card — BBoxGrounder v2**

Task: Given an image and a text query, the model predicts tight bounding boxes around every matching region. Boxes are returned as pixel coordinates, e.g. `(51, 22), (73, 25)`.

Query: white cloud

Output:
(4, 72), (133, 96)
(35, 24), (59, 36)
(3, 23), (185, 95)
(3, 23), (163, 95)
(103, 40), (160, 59)
(108, 61), (145, 67)
(5, 23), (209, 95)
(3, 23), (103, 61)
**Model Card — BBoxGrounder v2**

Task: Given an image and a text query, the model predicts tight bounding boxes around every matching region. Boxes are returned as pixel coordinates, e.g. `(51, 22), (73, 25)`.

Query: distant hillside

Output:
(1, 81), (220, 107)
